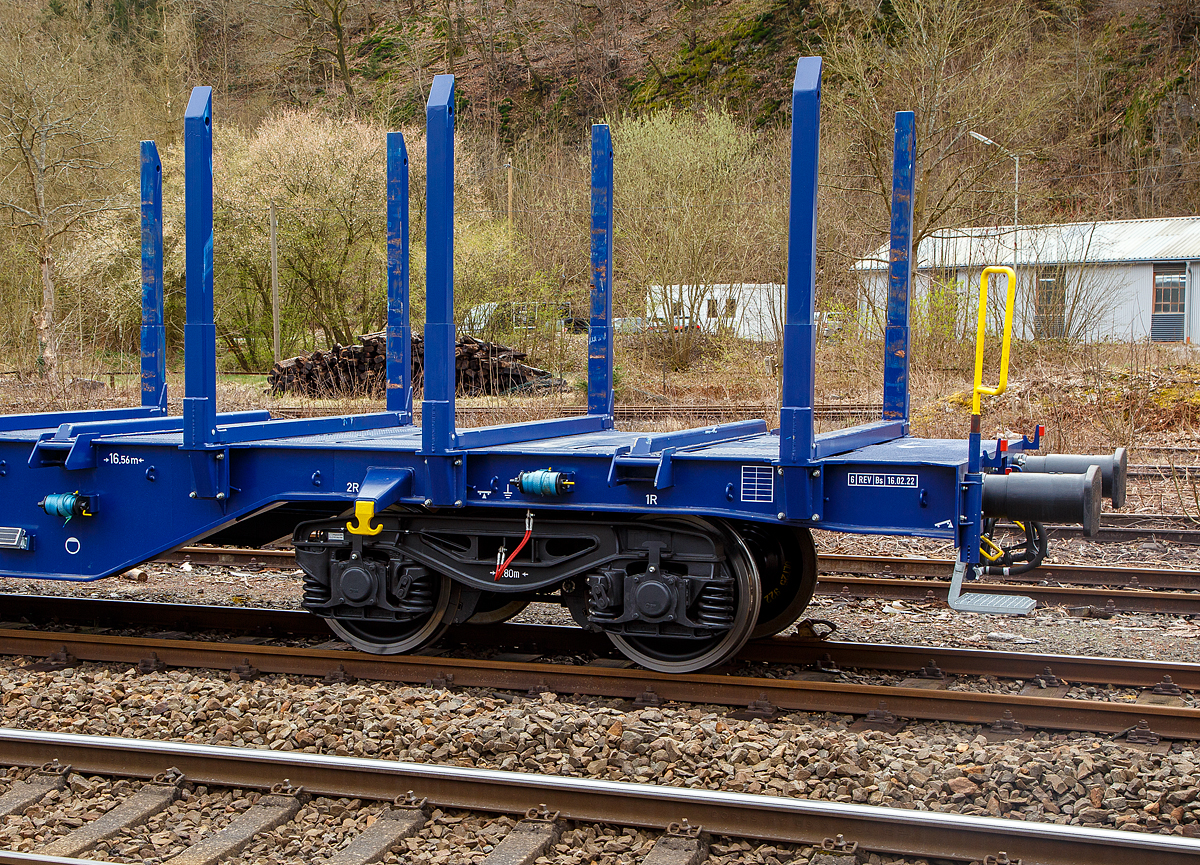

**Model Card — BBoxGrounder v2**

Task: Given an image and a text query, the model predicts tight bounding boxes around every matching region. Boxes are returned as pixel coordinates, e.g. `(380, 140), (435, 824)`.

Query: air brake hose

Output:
(494, 510), (534, 581)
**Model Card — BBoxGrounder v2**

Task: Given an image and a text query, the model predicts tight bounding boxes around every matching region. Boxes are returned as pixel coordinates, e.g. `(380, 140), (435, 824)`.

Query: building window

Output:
(707, 297), (738, 319)
(1152, 263), (1186, 342)
(1034, 266), (1066, 339)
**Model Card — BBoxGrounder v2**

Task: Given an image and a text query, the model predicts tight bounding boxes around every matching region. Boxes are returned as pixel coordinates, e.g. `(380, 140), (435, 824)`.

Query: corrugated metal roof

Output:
(854, 215), (1200, 271)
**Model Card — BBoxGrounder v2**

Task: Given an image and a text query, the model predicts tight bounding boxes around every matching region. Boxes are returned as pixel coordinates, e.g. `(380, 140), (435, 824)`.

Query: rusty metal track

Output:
(157, 545), (297, 567)
(0, 853), (90, 865)
(2, 626), (1197, 738)
(820, 554), (1200, 590)
(817, 574), (1200, 614)
(264, 403), (884, 423)
(154, 545), (1200, 596)
(0, 593), (325, 636)
(1044, 525), (1200, 544)
(2, 593), (1198, 689)
(1, 729), (1197, 865)
(744, 636), (1200, 690)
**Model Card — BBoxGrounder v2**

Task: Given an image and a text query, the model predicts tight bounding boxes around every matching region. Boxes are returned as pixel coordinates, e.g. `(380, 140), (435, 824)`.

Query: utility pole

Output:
(507, 160), (514, 301)
(1012, 153), (1020, 281)
(270, 202), (280, 363)
(969, 131), (1019, 292)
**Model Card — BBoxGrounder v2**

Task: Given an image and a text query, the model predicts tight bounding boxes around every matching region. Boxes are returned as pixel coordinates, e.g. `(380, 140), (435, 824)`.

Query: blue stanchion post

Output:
(588, 124), (614, 424)
(422, 75), (456, 455)
(183, 87), (216, 448)
(778, 57), (821, 472)
(882, 111), (915, 428)
(776, 58), (823, 522)
(386, 131), (413, 422)
(140, 141), (166, 412)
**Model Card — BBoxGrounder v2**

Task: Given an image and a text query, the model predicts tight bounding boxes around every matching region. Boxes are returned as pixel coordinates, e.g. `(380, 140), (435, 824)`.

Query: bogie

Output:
(293, 510), (767, 672)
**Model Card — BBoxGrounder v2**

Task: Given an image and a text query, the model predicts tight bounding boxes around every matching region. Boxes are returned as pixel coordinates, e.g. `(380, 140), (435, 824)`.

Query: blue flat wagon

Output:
(0, 58), (1124, 671)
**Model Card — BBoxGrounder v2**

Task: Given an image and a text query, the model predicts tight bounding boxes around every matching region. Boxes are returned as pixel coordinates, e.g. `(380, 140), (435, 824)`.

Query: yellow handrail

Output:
(972, 265), (1017, 415)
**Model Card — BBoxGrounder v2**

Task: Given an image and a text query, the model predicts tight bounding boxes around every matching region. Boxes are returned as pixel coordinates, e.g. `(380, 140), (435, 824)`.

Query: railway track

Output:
(0, 592), (1195, 690)
(0, 729), (1197, 865)
(154, 542), (1200, 586)
(265, 403), (885, 423)
(820, 553), (1200, 589)
(818, 574), (1200, 614)
(1, 607), (1197, 739)
(146, 544), (1200, 613)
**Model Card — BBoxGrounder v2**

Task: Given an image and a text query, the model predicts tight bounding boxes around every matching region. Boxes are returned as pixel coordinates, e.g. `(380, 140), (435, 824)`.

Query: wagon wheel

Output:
(326, 576), (461, 655)
(607, 517), (761, 674)
(734, 522), (819, 640)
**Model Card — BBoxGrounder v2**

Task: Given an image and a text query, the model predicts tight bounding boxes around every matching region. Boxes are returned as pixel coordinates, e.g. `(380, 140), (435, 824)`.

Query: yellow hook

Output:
(346, 500), (383, 536)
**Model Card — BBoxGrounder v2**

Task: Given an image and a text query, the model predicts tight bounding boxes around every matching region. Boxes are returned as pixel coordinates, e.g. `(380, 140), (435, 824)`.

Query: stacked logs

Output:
(266, 331), (557, 397)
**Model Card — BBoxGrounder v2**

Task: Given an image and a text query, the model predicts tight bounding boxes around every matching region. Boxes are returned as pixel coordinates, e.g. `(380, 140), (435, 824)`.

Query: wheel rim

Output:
(739, 524), (819, 640)
(326, 575), (460, 655)
(466, 593), (531, 625)
(607, 519), (761, 673)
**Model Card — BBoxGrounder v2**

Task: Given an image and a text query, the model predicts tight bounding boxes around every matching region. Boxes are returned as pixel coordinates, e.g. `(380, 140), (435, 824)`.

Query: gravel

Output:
(2, 662), (1198, 840)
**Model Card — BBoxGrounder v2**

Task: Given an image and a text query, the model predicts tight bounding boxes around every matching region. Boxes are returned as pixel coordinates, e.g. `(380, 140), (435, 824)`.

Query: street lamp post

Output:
(970, 131), (1019, 289)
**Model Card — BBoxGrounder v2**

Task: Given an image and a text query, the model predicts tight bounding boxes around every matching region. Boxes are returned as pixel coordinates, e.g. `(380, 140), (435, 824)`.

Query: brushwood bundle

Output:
(266, 332), (555, 397)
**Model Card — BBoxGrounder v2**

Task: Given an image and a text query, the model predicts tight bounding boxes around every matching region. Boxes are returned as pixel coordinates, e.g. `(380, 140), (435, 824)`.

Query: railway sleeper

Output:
(41, 772), (181, 858)
(164, 786), (304, 865)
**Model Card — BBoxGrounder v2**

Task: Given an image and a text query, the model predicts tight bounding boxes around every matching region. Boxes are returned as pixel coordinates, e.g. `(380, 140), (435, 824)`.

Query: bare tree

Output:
(0, 34), (120, 379)
(290, 0), (360, 98)
(823, 0), (1062, 248)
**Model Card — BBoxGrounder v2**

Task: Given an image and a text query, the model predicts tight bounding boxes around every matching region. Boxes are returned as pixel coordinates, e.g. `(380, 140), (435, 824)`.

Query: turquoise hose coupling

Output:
(37, 492), (95, 524)
(513, 469), (575, 496)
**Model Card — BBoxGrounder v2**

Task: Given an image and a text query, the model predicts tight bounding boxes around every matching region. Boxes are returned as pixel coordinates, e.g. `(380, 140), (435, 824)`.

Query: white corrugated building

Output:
(646, 284), (785, 341)
(854, 216), (1200, 342)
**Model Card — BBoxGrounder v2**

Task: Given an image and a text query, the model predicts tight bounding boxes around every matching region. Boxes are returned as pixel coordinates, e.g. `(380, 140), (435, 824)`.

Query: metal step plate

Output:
(951, 591), (1037, 615)
(947, 560), (1035, 615)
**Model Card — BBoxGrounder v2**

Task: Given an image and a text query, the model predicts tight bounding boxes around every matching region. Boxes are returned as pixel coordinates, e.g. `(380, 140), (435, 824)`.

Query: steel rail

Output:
(820, 554), (1200, 590)
(0, 729), (1196, 865)
(0, 593), (325, 636)
(157, 545), (297, 567)
(2, 627), (1197, 737)
(0, 591), (1194, 691)
(744, 636), (1200, 690)
(1045, 525), (1200, 544)
(818, 574), (1200, 614)
(3, 594), (1199, 688)
(264, 403), (885, 422)
(1080, 512), (1198, 526)
(151, 545), (1200, 592)
(0, 853), (92, 865)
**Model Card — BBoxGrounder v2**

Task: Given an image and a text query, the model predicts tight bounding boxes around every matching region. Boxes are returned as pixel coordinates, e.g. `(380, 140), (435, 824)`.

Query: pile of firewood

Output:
(266, 331), (558, 398)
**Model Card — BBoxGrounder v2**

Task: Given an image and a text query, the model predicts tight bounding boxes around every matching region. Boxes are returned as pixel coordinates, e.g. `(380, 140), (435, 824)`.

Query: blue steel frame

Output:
(882, 112), (915, 428)
(418, 80), (613, 464)
(386, 131), (413, 421)
(183, 87), (217, 451)
(140, 141), (167, 411)
(422, 75), (456, 458)
(778, 58), (820, 473)
(588, 124), (615, 423)
(0, 59), (1048, 587)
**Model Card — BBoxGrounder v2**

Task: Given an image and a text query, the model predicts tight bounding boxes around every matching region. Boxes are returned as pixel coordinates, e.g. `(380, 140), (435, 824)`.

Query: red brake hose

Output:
(494, 510), (534, 581)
